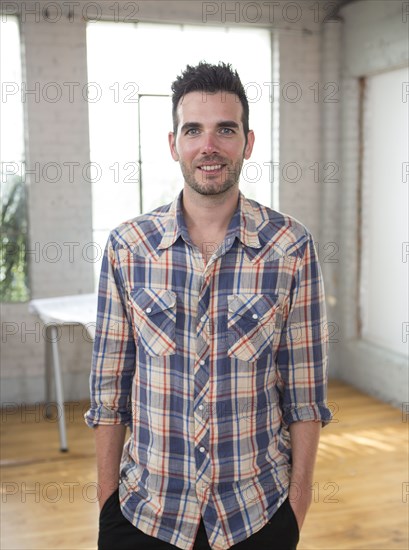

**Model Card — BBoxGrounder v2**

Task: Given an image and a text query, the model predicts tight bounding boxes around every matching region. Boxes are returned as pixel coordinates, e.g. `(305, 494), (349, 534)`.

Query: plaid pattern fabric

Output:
(85, 189), (332, 550)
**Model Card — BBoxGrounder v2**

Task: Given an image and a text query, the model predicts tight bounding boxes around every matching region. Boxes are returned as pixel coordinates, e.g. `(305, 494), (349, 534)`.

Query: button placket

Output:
(194, 287), (211, 486)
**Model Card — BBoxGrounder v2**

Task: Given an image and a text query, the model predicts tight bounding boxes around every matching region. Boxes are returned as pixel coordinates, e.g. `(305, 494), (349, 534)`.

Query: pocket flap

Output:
(130, 288), (176, 315)
(227, 293), (279, 321)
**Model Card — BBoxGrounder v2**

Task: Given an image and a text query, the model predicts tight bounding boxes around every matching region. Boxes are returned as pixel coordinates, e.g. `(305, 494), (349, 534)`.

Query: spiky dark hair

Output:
(171, 61), (249, 138)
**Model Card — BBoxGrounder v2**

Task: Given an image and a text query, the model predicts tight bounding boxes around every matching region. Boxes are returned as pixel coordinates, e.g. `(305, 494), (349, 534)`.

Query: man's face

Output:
(168, 91), (255, 196)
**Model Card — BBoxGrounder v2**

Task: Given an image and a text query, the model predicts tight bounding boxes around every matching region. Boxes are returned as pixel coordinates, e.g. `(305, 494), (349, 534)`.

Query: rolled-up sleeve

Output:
(84, 233), (136, 428)
(276, 234), (332, 428)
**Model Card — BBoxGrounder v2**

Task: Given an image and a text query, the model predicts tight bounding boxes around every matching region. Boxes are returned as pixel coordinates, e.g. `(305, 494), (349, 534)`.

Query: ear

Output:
(244, 130), (255, 160)
(168, 131), (179, 161)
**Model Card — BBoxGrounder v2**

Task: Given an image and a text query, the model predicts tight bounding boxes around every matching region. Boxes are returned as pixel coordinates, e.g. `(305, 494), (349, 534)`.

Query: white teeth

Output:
(201, 164), (222, 171)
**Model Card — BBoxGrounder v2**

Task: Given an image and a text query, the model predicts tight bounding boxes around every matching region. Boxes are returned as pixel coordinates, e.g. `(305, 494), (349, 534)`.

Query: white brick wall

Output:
(1, 0), (351, 405)
(22, 16), (94, 298)
(0, 302), (93, 404)
(1, 0), (332, 406)
(279, 28), (322, 239)
(319, 18), (342, 381)
(2, 0), (405, 416)
(1, 5), (94, 404)
(279, 17), (344, 384)
(337, 0), (409, 405)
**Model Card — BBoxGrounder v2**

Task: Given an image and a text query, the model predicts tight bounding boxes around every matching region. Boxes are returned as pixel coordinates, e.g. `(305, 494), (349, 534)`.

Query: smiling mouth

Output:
(198, 164), (226, 173)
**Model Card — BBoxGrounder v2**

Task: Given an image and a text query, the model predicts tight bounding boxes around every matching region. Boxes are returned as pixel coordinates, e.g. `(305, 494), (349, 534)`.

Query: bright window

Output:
(360, 67), (409, 356)
(0, 17), (28, 302)
(87, 22), (273, 287)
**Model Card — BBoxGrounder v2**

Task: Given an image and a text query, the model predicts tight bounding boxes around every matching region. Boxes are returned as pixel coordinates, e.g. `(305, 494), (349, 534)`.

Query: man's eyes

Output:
(185, 128), (235, 136)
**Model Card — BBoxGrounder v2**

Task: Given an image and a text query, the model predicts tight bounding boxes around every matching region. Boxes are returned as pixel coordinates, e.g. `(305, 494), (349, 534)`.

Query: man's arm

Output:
(95, 424), (127, 510)
(275, 233), (332, 529)
(288, 420), (321, 530)
(84, 233), (136, 509)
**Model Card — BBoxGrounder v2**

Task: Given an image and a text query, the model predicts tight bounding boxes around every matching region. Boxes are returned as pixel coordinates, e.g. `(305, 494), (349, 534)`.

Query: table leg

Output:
(45, 327), (52, 418)
(49, 325), (68, 452)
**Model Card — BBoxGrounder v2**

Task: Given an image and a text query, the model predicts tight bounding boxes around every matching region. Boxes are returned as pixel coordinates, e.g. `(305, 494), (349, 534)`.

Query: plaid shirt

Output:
(85, 189), (332, 550)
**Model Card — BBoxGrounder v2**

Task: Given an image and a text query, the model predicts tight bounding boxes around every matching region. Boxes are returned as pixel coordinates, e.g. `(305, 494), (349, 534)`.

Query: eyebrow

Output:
(180, 121), (240, 133)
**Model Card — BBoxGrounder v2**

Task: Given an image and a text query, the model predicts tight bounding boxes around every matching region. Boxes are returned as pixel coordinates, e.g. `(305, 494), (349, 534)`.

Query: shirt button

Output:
(199, 360), (205, 366)
(198, 404), (204, 410)
(199, 446), (206, 453)
(146, 307), (152, 314)
(201, 315), (206, 322)
(252, 313), (258, 320)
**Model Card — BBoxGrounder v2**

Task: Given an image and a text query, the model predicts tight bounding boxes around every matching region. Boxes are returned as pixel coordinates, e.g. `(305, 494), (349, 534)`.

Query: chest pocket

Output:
(129, 288), (177, 357)
(227, 293), (280, 362)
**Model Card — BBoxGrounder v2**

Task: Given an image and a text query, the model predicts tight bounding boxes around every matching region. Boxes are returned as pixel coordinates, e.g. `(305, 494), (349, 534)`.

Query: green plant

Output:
(0, 173), (29, 302)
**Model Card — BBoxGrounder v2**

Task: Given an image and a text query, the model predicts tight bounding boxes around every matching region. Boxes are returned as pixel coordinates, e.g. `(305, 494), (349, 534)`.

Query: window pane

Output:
(0, 19), (24, 162)
(87, 22), (272, 288)
(86, 22), (140, 234)
(139, 95), (181, 212)
(360, 67), (409, 356)
(0, 17), (29, 302)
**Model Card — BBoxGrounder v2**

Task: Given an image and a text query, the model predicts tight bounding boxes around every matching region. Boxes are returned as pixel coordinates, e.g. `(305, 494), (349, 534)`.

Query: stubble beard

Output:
(180, 158), (244, 196)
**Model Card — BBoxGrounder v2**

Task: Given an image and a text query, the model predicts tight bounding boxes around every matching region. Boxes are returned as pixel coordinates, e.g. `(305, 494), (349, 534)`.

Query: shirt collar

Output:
(158, 189), (262, 251)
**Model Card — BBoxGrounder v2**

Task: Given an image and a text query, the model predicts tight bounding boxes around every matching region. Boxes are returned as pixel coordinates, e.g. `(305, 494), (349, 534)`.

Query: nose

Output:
(201, 132), (219, 155)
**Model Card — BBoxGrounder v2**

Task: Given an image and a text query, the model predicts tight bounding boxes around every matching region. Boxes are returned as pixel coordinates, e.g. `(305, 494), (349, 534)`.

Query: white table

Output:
(29, 293), (98, 451)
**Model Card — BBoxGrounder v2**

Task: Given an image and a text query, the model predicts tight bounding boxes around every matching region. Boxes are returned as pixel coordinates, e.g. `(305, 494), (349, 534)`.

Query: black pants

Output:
(98, 489), (299, 550)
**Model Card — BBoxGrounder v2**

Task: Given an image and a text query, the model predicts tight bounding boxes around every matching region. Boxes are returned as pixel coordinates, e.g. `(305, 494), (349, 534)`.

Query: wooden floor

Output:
(1, 380), (408, 549)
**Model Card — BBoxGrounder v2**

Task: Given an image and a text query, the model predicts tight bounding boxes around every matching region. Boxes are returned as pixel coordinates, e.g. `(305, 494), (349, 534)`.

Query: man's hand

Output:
(99, 485), (118, 512)
(288, 420), (321, 532)
(288, 481), (313, 531)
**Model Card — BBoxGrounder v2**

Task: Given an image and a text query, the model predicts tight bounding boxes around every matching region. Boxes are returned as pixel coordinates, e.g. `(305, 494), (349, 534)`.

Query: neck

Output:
(181, 185), (239, 235)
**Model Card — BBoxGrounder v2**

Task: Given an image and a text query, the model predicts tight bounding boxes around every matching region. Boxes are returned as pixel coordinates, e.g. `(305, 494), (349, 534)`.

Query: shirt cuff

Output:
(283, 403), (333, 428)
(84, 404), (132, 428)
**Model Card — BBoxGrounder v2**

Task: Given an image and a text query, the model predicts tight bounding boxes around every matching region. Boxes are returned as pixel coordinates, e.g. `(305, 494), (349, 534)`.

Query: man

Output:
(85, 61), (332, 550)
